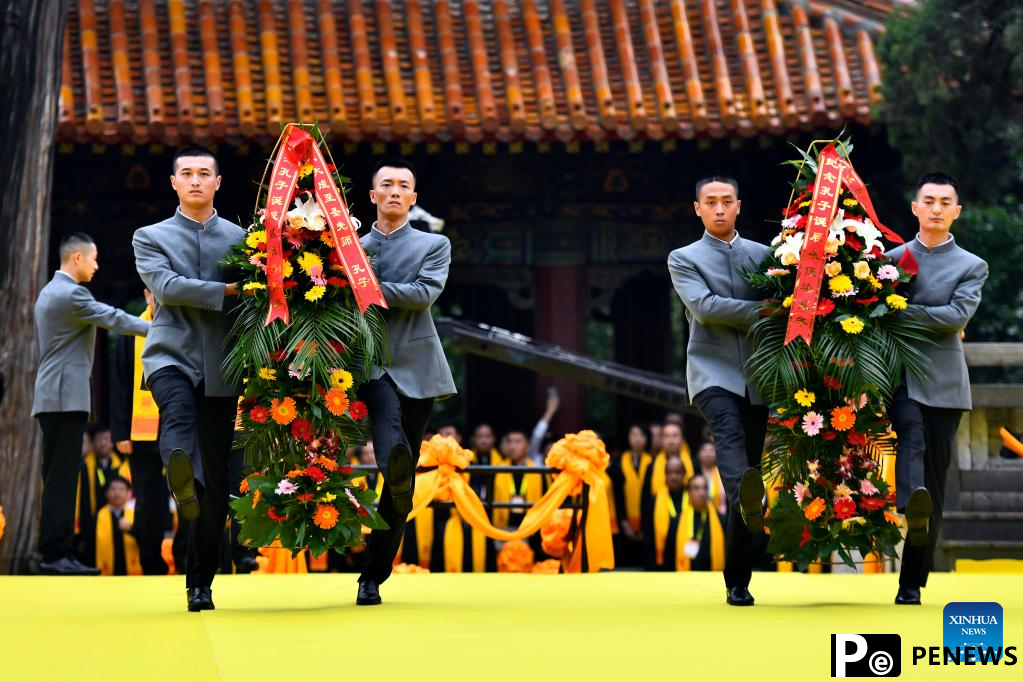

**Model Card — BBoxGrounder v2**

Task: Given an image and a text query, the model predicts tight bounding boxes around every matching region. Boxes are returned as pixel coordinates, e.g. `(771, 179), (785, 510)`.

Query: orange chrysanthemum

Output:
(830, 406), (855, 432)
(324, 388), (349, 416)
(313, 503), (339, 529)
(286, 468), (304, 478)
(271, 396), (298, 425)
(251, 488), (262, 509)
(884, 511), (902, 526)
(804, 497), (826, 521)
(239, 476), (251, 494)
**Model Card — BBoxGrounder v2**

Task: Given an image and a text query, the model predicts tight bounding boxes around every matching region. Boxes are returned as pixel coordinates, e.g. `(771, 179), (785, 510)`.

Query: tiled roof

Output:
(59, 0), (895, 144)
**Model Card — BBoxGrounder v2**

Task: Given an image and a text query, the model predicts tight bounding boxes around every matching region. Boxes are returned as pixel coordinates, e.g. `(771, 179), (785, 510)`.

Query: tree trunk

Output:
(0, 0), (68, 573)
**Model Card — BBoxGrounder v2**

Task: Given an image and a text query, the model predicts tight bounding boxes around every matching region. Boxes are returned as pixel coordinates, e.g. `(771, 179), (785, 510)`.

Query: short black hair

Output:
(59, 232), (95, 262)
(107, 475), (132, 489)
(916, 172), (960, 201)
(371, 157), (417, 188)
(686, 474), (707, 490)
(695, 175), (739, 200)
(172, 145), (219, 175)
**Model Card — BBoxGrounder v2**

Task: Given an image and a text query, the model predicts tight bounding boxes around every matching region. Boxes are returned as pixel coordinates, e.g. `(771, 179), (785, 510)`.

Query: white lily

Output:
(774, 231), (804, 266)
(286, 196), (327, 232)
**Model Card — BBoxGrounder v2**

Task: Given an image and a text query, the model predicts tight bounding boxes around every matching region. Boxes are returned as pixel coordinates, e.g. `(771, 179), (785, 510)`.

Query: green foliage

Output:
(954, 201), (1023, 341)
(876, 1), (1023, 197)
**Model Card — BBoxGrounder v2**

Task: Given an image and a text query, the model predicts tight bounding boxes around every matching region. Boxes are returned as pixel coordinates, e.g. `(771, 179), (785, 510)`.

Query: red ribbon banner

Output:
(263, 124), (386, 326)
(785, 149), (845, 345)
(784, 144), (913, 345)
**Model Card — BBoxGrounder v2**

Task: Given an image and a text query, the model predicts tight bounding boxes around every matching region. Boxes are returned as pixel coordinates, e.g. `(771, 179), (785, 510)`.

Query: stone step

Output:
(941, 512), (1023, 541)
(940, 540), (1023, 563)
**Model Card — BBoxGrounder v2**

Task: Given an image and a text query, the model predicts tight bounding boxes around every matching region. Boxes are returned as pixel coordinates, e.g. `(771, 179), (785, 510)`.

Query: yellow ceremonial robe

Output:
(653, 490), (725, 572)
(95, 504), (142, 576)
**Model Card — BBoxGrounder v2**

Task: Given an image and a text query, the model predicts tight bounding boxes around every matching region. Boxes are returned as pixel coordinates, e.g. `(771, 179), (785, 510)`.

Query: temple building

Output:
(53, 0), (906, 443)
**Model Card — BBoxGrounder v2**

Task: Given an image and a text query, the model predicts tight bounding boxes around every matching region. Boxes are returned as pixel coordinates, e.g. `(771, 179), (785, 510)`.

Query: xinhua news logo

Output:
(943, 602), (1003, 663)
(831, 634), (901, 677)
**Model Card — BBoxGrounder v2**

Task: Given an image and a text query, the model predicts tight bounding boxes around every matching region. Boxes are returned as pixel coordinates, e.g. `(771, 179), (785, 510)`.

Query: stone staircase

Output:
(938, 458), (1023, 567)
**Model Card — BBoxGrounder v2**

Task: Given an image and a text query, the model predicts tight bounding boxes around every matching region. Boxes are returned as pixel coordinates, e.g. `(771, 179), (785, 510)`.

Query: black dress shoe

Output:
(39, 556), (100, 576)
(726, 586), (755, 606)
(385, 444), (415, 515)
(168, 448), (200, 522)
(738, 468), (766, 533)
(895, 585), (921, 605)
(904, 487), (932, 547)
(187, 587), (215, 612)
(357, 580), (382, 606)
(235, 554), (260, 574)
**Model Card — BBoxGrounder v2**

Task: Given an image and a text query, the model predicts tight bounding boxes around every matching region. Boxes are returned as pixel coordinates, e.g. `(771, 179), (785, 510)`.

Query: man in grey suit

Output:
(32, 232), (150, 575)
(132, 146), (245, 611)
(887, 173), (988, 605)
(668, 176), (769, 606)
(355, 158), (456, 606)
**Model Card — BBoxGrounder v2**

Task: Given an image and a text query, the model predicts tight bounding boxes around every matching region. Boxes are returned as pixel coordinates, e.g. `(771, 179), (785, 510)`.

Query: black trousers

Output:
(357, 377), (434, 584)
(891, 392), (964, 589)
(148, 367), (237, 588)
(127, 441), (169, 575)
(36, 411), (89, 561)
(693, 387), (768, 589)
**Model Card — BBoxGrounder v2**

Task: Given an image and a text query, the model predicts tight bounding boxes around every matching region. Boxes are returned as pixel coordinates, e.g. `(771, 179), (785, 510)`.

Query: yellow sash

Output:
(621, 451), (652, 531)
(650, 446), (695, 497)
(130, 307), (159, 441)
(492, 460), (544, 529)
(653, 490), (725, 571)
(95, 504), (142, 576)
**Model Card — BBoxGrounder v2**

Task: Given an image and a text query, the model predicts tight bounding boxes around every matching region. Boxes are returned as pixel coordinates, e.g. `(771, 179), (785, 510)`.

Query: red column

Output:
(534, 264), (585, 437)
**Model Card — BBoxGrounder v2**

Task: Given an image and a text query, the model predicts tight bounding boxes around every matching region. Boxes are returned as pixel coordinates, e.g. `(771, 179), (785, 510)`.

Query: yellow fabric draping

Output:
(408, 432), (615, 572)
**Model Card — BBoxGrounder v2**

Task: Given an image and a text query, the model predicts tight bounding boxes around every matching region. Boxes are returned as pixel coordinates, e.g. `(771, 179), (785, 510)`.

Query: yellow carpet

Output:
(2, 572), (1020, 681)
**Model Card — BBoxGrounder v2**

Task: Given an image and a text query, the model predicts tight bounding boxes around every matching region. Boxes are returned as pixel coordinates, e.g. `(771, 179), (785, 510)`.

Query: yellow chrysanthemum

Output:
(329, 368), (354, 391)
(298, 163), (314, 179)
(282, 260), (294, 278)
(305, 285), (326, 302)
(297, 251), (324, 275)
(794, 389), (815, 407)
(798, 200), (811, 209)
(886, 294), (908, 310)
(243, 282), (266, 291)
(246, 230), (267, 249)
(840, 316), (865, 334)
(842, 198), (859, 208)
(320, 492), (337, 503)
(828, 274), (853, 295)
(868, 275), (882, 291)
(782, 295), (793, 308)
(258, 367), (277, 381)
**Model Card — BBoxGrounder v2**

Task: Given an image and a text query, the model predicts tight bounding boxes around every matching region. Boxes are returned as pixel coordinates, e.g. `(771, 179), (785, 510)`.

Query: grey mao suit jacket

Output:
(132, 209), (245, 397)
(887, 235), (988, 410)
(668, 232), (770, 405)
(32, 271), (150, 416)
(362, 223), (456, 400)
